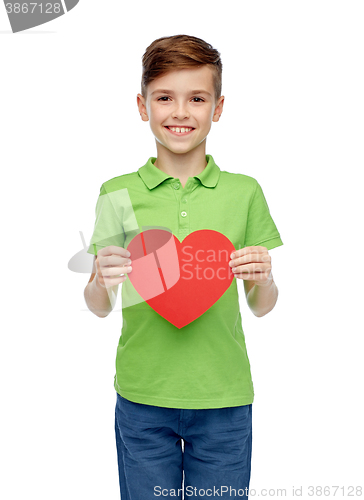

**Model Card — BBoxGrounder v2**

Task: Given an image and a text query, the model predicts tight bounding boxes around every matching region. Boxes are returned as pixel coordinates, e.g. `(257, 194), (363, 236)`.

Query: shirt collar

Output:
(137, 154), (220, 190)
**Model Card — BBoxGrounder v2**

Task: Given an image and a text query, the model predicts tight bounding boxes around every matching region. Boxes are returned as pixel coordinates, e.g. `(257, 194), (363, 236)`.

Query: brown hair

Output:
(141, 34), (222, 104)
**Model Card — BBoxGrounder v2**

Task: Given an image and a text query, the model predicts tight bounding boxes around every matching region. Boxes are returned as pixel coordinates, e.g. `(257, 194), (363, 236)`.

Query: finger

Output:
(244, 246), (269, 253)
(103, 275), (128, 287)
(234, 271), (271, 282)
(230, 246), (269, 259)
(230, 252), (271, 268)
(97, 245), (131, 258)
(96, 273), (126, 289)
(230, 246), (260, 258)
(101, 264), (132, 278)
(232, 263), (271, 274)
(100, 254), (132, 267)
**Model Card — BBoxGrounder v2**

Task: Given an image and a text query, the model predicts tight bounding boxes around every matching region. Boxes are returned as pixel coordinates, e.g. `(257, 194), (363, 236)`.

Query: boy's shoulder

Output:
(99, 170), (140, 194)
(219, 168), (259, 190)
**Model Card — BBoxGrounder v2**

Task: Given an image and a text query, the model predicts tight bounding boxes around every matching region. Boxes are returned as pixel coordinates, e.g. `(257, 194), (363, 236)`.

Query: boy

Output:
(84, 34), (283, 499)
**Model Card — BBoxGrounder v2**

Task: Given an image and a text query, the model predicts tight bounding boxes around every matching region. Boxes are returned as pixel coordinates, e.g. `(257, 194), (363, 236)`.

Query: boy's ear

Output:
(137, 94), (149, 121)
(212, 96), (225, 122)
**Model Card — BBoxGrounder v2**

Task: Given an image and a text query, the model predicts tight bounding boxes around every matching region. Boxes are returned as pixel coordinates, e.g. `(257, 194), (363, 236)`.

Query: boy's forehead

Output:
(148, 66), (215, 95)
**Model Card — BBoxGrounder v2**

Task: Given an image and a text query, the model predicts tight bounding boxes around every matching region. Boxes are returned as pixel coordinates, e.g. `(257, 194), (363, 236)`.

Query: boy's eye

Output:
(157, 96), (205, 102)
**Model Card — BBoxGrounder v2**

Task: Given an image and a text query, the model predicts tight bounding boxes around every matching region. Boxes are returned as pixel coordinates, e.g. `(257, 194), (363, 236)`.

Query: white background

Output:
(1, 1), (363, 499)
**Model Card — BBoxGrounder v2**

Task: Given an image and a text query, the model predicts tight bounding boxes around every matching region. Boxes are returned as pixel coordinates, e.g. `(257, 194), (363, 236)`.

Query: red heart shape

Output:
(126, 229), (235, 329)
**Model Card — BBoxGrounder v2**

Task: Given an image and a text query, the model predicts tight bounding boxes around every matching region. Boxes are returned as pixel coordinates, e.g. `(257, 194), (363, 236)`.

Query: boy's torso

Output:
(87, 155), (283, 409)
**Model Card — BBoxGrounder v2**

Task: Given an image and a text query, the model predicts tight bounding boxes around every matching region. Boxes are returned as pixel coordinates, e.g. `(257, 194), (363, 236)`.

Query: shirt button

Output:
(182, 199), (187, 204)
(181, 211), (187, 217)
(173, 183), (180, 189)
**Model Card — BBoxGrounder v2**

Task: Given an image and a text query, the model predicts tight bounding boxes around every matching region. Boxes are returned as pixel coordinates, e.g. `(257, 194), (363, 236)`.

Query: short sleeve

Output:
(244, 181), (283, 251)
(87, 184), (125, 256)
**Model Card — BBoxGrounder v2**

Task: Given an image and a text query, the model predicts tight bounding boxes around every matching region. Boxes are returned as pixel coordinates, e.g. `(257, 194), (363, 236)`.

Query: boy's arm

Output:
(84, 256), (119, 318)
(229, 246), (278, 318)
(243, 277), (278, 318)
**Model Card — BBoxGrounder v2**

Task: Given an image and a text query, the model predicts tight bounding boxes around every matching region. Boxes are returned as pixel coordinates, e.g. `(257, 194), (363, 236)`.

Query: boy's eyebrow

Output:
(151, 89), (212, 97)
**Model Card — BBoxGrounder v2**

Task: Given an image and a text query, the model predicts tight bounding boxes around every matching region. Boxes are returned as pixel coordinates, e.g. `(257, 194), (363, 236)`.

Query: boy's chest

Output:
(122, 185), (249, 251)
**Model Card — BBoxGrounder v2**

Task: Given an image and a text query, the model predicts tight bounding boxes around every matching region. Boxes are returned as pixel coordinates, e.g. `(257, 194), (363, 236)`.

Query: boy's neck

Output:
(153, 144), (208, 188)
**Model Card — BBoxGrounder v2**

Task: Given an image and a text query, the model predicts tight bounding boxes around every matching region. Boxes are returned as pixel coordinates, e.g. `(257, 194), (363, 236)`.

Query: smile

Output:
(165, 126), (195, 136)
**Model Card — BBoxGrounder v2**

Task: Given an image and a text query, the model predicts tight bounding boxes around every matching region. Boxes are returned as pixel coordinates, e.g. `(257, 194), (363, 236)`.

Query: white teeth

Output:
(168, 127), (192, 133)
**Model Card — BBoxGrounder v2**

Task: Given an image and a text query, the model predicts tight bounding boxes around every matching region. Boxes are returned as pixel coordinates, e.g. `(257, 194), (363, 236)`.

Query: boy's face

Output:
(137, 66), (224, 156)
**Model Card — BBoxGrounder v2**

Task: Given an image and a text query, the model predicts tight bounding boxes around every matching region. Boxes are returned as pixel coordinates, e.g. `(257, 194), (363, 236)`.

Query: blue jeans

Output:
(114, 393), (252, 499)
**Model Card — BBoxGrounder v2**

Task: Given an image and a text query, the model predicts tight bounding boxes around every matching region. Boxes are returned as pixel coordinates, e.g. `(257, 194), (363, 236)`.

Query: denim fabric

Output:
(115, 393), (252, 499)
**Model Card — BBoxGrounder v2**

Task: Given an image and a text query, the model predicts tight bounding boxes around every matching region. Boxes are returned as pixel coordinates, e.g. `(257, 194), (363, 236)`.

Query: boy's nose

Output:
(172, 106), (190, 120)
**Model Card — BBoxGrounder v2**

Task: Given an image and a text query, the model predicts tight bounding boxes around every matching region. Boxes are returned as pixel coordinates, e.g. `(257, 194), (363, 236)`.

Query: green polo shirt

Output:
(87, 154), (283, 409)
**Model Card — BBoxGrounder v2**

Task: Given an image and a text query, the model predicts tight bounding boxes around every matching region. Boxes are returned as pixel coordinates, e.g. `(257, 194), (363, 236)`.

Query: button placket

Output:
(179, 184), (190, 238)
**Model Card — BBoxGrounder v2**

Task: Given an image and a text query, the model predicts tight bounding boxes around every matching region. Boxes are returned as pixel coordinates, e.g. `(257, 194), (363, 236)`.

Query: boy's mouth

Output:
(165, 126), (195, 136)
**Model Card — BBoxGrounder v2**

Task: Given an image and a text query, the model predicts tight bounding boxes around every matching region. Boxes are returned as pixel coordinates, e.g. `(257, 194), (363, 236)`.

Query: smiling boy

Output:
(85, 34), (283, 499)
(139, 64), (221, 188)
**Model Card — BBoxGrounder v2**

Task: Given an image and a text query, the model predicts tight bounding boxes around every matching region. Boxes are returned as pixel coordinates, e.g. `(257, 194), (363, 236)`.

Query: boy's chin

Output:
(156, 138), (207, 156)
(160, 139), (198, 151)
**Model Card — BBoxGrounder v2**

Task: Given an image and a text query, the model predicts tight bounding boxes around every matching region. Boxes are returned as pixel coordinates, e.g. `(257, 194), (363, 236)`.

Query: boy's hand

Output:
(95, 245), (132, 289)
(229, 246), (273, 287)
